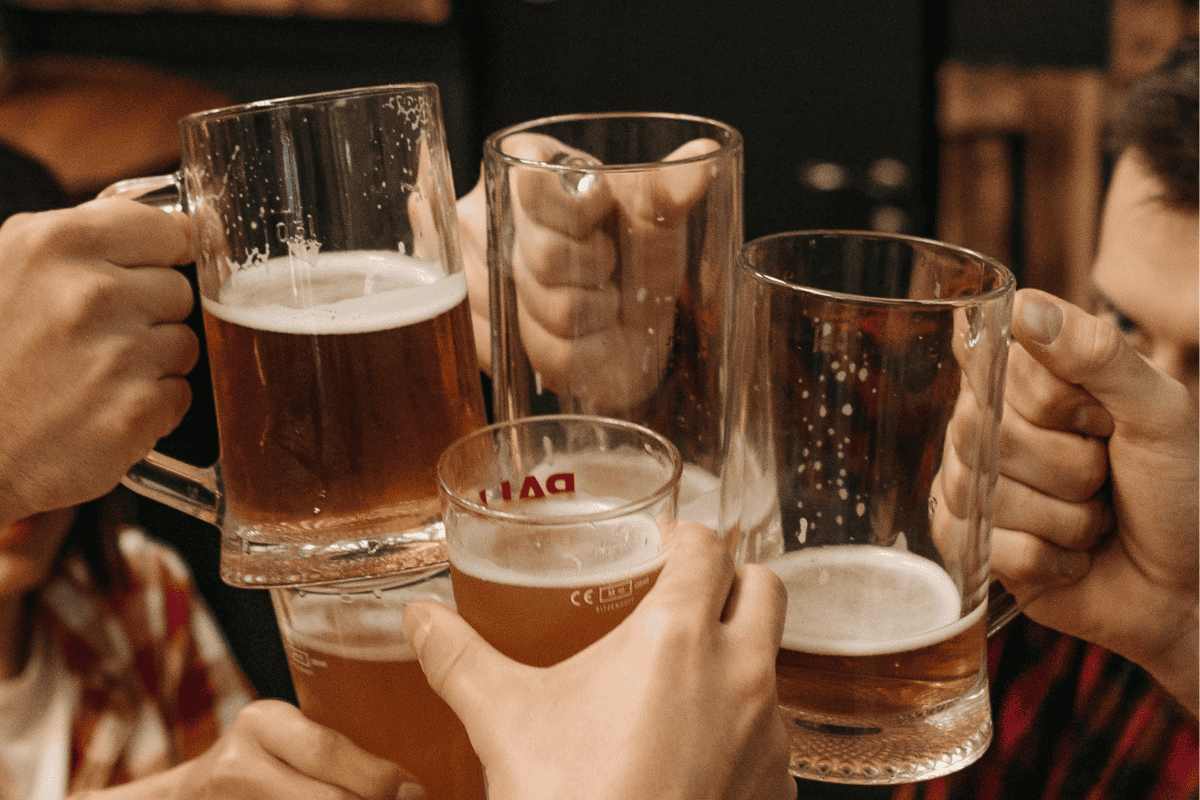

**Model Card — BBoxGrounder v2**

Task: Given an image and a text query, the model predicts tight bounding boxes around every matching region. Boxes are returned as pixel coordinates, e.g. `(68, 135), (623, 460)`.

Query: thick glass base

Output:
(785, 678), (992, 785)
(219, 518), (448, 587)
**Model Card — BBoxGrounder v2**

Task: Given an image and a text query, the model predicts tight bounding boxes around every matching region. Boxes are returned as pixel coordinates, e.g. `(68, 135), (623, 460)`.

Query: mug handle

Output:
(97, 174), (223, 527)
(988, 580), (1029, 637)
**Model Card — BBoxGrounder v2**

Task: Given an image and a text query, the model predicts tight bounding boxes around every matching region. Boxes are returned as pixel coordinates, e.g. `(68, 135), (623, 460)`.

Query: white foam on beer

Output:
(451, 512), (667, 589)
(201, 251), (466, 335)
(509, 449), (716, 529)
(768, 545), (977, 657)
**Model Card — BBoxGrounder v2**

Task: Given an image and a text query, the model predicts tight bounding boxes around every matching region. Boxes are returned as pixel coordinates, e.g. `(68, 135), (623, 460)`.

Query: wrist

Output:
(1142, 598), (1199, 718)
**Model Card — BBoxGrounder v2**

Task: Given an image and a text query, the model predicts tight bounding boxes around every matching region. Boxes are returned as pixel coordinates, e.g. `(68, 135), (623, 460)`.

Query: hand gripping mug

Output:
(719, 231), (1018, 784)
(101, 84), (486, 587)
(485, 112), (742, 532)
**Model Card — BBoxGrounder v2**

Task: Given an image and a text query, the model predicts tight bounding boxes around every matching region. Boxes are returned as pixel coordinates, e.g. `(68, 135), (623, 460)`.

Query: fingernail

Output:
(1073, 405), (1097, 433)
(1022, 296), (1064, 345)
(396, 782), (426, 800)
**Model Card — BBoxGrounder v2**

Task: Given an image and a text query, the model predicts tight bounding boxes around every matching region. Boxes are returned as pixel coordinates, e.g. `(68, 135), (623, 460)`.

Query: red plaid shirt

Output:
(34, 527), (254, 793)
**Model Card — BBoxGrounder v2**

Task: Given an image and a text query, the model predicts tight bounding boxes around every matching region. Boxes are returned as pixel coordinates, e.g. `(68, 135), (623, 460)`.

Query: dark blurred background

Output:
(2, 0), (1116, 236)
(0, 0), (1186, 701)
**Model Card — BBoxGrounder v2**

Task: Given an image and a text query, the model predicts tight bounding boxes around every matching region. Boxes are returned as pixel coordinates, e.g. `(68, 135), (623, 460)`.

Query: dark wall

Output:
(464, 0), (933, 241)
(948, 0), (1108, 67)
(2, 7), (481, 196)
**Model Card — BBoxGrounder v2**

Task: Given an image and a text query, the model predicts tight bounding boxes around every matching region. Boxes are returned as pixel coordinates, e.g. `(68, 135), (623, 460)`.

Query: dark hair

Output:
(57, 490), (132, 593)
(1107, 34), (1199, 210)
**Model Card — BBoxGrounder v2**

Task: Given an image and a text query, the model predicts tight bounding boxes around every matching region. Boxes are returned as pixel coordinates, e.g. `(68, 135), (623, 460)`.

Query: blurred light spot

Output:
(799, 161), (847, 192)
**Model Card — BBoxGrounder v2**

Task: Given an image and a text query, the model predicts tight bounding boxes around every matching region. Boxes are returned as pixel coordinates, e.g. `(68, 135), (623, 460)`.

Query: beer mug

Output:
(102, 85), (486, 587)
(270, 568), (485, 800)
(485, 112), (742, 531)
(719, 231), (1017, 784)
(437, 414), (681, 667)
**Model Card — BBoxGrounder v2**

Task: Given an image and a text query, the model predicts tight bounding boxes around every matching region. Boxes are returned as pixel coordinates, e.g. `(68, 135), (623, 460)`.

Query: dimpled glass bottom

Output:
(786, 678), (993, 785)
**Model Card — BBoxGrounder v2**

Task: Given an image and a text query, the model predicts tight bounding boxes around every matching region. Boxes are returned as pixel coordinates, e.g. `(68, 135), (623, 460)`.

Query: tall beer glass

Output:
(720, 231), (1016, 784)
(438, 415), (681, 667)
(270, 568), (485, 800)
(101, 85), (486, 587)
(485, 112), (742, 531)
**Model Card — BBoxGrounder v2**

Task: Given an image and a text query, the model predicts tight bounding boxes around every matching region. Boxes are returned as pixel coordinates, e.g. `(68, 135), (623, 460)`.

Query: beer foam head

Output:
(512, 448), (680, 516)
(202, 251), (466, 335)
(450, 511), (666, 588)
(769, 545), (966, 656)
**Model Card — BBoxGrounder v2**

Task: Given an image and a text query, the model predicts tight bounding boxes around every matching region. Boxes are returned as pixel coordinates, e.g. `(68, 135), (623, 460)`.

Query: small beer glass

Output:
(437, 415), (681, 667)
(720, 231), (1016, 784)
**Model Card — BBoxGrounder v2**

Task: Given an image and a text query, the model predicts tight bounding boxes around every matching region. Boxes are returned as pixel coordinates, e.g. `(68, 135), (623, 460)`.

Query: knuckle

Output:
(30, 208), (103, 257)
(236, 698), (289, 728)
(1057, 500), (1111, 550)
(937, 451), (974, 518)
(57, 269), (124, 327)
(736, 668), (781, 716)
(177, 329), (202, 373)
(992, 534), (1044, 584)
(0, 211), (43, 247)
(996, 412), (1024, 464)
(307, 723), (347, 767)
(742, 562), (785, 597)
(163, 268), (196, 314)
(948, 404), (983, 461)
(654, 608), (709, 650)
(1079, 317), (1125, 375)
(1061, 441), (1108, 502)
(207, 745), (252, 785)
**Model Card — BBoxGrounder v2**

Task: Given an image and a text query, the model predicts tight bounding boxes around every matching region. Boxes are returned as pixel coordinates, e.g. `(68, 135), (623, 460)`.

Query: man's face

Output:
(1092, 151), (1200, 403)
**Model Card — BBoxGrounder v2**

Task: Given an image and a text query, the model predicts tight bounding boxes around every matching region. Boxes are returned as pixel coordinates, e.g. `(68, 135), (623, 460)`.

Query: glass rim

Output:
(740, 229), (1016, 308)
(179, 82), (441, 126)
(483, 110), (743, 173)
(437, 413), (683, 527)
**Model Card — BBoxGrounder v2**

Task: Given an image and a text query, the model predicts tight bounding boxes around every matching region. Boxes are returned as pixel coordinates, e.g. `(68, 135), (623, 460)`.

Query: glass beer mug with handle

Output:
(100, 84), (487, 587)
(719, 231), (1019, 784)
(485, 112), (742, 533)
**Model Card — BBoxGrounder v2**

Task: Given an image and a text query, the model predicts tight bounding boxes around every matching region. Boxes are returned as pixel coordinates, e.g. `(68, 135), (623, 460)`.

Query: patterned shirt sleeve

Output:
(44, 526), (256, 791)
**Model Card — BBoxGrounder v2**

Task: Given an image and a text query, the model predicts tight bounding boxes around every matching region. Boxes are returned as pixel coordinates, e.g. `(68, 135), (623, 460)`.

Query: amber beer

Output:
(768, 546), (987, 727)
(449, 511), (666, 667)
(201, 252), (486, 541)
(281, 601), (485, 800)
